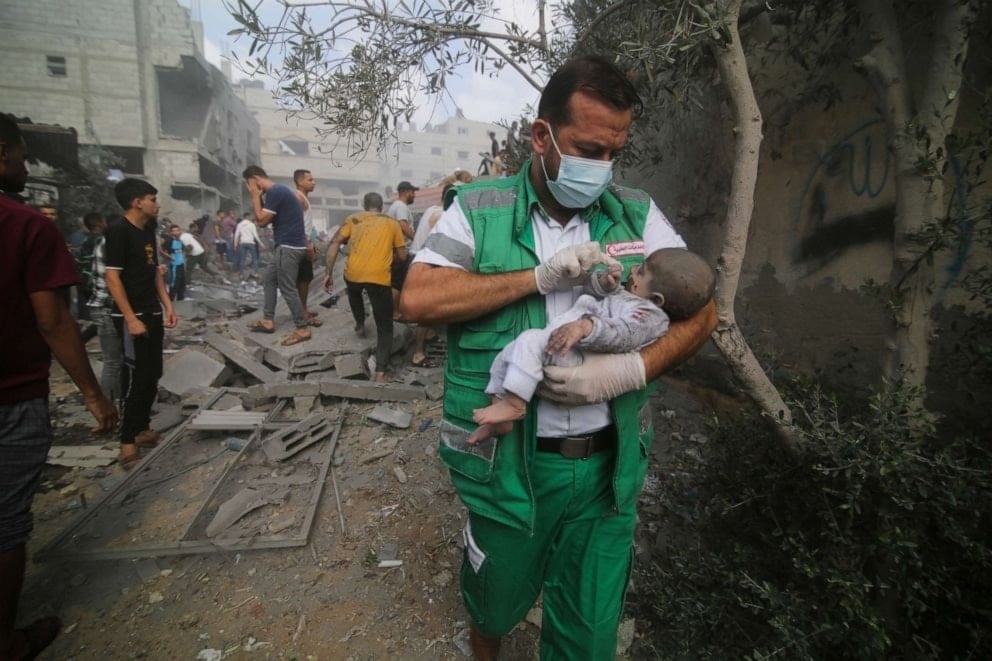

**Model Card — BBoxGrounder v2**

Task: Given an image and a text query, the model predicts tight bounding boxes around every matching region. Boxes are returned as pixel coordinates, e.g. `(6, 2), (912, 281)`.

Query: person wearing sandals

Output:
(0, 113), (118, 659)
(242, 165), (311, 346)
(293, 169), (321, 327)
(105, 178), (178, 469)
(323, 192), (407, 382)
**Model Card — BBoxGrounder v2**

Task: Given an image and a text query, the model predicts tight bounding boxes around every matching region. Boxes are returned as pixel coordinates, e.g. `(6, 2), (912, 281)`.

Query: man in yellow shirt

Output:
(324, 192), (407, 382)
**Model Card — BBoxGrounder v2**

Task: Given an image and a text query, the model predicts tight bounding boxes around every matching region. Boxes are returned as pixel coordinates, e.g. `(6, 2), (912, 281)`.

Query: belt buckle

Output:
(559, 434), (595, 460)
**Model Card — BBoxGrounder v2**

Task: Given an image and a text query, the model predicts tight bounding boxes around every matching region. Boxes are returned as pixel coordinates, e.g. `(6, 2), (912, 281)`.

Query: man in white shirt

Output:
(233, 214), (261, 279)
(386, 180), (418, 319)
(181, 224), (217, 283)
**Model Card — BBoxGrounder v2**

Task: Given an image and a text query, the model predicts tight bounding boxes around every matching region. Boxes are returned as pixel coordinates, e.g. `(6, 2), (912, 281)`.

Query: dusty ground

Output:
(20, 282), (729, 661)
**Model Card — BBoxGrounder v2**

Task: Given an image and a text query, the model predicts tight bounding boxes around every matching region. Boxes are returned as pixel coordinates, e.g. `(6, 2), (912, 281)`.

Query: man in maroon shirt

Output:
(0, 113), (118, 660)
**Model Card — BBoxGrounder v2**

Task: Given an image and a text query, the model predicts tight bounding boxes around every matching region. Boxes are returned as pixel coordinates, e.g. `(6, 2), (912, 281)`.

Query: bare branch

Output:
(477, 37), (545, 92)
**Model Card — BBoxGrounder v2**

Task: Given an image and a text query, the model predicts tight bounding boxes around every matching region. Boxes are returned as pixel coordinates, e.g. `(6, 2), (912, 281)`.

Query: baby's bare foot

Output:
(467, 421), (514, 445)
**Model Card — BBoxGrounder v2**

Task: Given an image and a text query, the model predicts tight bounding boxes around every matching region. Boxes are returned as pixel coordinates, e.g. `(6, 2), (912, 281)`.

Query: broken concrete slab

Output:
(172, 299), (206, 320)
(245, 382), (320, 402)
(367, 405), (412, 429)
(47, 445), (118, 468)
(293, 396), (316, 416)
(150, 408), (185, 434)
(133, 558), (161, 583)
(205, 487), (288, 538)
(318, 378), (423, 403)
(188, 410), (268, 431)
(425, 383), (444, 401)
(261, 412), (338, 462)
(205, 332), (281, 384)
(334, 353), (368, 380)
(288, 351), (337, 374)
(160, 349), (229, 397)
(213, 393), (244, 411)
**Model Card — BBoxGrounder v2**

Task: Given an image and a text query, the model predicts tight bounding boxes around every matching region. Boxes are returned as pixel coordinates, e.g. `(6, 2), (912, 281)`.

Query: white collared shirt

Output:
(414, 196), (684, 436)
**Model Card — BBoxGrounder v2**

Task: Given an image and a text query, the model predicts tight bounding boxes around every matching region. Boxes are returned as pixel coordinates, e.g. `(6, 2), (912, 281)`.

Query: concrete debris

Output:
(294, 396), (316, 416)
(425, 383), (445, 401)
(149, 407), (184, 433)
(432, 569), (452, 588)
(268, 515), (296, 534)
(334, 353), (368, 380)
(133, 558), (161, 583)
(159, 349), (229, 396)
(359, 448), (394, 465)
(318, 378), (423, 402)
(205, 487), (289, 538)
(367, 405), (412, 429)
(378, 542), (398, 561)
(392, 466), (408, 484)
(377, 560), (403, 569)
(288, 351), (336, 374)
(47, 445), (117, 469)
(148, 590), (164, 604)
(205, 332), (281, 384)
(244, 382), (320, 405)
(188, 410), (267, 431)
(171, 299), (205, 320)
(195, 649), (222, 661)
(261, 412), (338, 462)
(453, 628), (473, 657)
(213, 393), (243, 411)
(617, 617), (636, 655)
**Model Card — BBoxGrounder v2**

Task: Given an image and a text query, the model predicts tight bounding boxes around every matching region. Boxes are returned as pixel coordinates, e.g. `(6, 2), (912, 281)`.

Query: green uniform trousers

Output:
(460, 448), (637, 660)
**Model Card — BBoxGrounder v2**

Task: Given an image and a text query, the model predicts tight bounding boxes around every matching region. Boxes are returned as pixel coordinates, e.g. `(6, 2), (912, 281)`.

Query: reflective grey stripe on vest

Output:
(459, 187), (518, 211)
(423, 232), (475, 271)
(607, 184), (650, 204)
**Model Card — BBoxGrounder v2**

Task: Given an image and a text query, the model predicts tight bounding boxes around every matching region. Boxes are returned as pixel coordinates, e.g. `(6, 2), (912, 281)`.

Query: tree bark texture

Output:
(857, 0), (975, 389)
(705, 0), (801, 454)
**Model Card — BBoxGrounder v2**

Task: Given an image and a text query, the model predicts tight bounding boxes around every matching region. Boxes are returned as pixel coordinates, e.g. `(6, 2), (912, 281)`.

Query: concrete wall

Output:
(0, 0), (259, 221)
(625, 31), (989, 398)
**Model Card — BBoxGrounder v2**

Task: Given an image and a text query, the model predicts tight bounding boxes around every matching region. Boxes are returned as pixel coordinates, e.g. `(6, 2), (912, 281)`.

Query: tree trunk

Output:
(857, 0), (975, 391)
(706, 0), (802, 455)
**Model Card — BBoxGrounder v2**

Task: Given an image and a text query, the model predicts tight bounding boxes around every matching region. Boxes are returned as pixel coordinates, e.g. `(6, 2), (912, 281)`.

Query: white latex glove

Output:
(538, 351), (646, 405)
(534, 241), (608, 295)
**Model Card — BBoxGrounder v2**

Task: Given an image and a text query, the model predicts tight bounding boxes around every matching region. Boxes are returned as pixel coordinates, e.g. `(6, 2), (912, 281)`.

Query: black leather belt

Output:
(536, 426), (616, 459)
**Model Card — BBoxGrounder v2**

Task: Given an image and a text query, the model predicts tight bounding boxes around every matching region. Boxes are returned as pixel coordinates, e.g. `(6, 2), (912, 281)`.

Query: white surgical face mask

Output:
(540, 127), (614, 209)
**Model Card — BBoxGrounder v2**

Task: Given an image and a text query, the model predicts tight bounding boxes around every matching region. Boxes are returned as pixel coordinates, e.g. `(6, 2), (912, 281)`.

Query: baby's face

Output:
(624, 262), (654, 299)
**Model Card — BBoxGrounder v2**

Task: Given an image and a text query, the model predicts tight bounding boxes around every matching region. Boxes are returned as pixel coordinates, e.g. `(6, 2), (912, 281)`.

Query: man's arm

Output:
(640, 298), (717, 380)
(322, 233), (345, 292)
(400, 262), (538, 325)
(154, 263), (177, 328)
(105, 269), (146, 337)
(398, 219), (414, 241)
(30, 290), (117, 432)
(247, 181), (275, 226)
(394, 245), (408, 263)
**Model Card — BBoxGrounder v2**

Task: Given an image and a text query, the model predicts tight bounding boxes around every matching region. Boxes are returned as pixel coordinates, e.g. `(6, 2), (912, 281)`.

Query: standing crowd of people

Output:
(1, 55), (719, 660)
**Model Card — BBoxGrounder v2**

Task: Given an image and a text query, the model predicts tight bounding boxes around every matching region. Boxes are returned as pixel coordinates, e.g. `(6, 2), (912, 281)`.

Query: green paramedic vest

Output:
(438, 161), (658, 532)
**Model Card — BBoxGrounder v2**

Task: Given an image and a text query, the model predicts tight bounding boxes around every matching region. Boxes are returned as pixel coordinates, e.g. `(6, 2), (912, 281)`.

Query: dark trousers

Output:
(345, 279), (393, 373)
(113, 313), (164, 445)
(169, 264), (186, 301)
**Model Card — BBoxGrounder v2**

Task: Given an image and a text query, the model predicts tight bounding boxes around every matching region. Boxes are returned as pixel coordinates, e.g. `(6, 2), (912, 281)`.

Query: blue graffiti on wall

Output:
(795, 117), (972, 292)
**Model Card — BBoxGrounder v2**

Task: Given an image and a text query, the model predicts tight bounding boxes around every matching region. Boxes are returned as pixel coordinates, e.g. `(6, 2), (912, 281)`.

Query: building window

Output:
(344, 198), (358, 207)
(401, 143), (414, 153)
(457, 127), (469, 135)
(430, 146), (442, 155)
(279, 139), (309, 156)
(400, 169), (413, 178)
(46, 55), (67, 77)
(457, 150), (469, 160)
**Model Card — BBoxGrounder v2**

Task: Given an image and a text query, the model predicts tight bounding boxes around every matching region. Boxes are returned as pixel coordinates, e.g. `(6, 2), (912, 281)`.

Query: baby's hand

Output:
(546, 318), (594, 358)
(597, 260), (622, 292)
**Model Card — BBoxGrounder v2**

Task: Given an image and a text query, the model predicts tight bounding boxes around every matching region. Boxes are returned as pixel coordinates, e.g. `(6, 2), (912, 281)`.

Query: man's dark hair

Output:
(82, 212), (104, 230)
(114, 178), (158, 210)
(363, 192), (383, 211)
(242, 165), (267, 179)
(0, 113), (22, 146)
(537, 55), (642, 127)
(293, 169), (311, 185)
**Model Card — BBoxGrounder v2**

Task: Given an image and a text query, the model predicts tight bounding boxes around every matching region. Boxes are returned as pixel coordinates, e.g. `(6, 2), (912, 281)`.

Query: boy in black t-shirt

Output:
(104, 179), (177, 469)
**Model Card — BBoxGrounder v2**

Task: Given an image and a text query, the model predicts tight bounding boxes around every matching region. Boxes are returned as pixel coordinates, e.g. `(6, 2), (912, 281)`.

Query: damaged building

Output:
(0, 0), (259, 218)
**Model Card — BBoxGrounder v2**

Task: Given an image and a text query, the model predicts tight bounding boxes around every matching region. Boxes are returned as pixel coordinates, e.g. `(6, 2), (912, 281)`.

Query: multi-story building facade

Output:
(0, 0), (259, 219)
(238, 80), (503, 231)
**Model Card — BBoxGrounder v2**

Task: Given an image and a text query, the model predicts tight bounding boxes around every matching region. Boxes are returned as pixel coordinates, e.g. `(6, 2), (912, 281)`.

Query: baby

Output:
(468, 246), (715, 444)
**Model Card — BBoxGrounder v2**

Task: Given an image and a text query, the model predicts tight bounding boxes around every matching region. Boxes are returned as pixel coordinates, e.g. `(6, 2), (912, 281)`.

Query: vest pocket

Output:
(439, 419), (497, 482)
(457, 307), (517, 352)
(440, 381), (498, 483)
